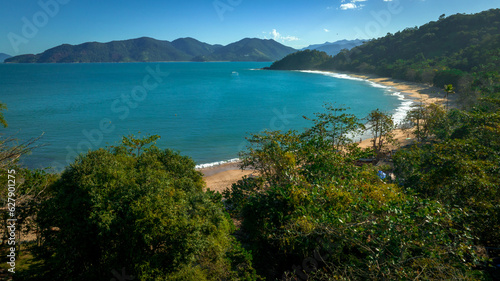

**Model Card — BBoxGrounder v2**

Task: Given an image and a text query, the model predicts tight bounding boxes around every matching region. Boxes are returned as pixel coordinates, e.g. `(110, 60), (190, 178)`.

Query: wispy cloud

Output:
(265, 29), (300, 42)
(324, 28), (330, 32)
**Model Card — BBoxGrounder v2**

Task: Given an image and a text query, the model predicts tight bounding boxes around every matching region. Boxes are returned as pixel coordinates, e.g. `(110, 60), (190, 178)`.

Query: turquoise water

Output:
(0, 62), (410, 172)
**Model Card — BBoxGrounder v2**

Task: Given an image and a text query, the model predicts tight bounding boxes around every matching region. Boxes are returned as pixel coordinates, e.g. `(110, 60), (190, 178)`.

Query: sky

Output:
(1, 0), (499, 56)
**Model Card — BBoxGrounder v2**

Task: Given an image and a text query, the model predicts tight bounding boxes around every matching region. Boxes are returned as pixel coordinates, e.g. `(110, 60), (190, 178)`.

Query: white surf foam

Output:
(298, 70), (366, 82)
(195, 158), (240, 169)
(297, 70), (414, 128)
(391, 92), (414, 126)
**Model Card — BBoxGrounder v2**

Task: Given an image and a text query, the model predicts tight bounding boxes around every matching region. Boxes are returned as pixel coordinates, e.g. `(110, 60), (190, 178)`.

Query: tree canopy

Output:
(33, 135), (258, 281)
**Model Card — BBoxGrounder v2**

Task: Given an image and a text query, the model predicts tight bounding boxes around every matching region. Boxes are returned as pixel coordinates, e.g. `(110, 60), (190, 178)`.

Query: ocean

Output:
(0, 62), (412, 172)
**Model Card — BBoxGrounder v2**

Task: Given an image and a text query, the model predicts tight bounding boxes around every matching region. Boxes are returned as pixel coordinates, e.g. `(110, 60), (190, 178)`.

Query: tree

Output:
(403, 103), (448, 143)
(403, 103), (426, 142)
(119, 133), (160, 156)
(35, 135), (258, 281)
(301, 103), (363, 153)
(364, 109), (397, 159)
(240, 129), (302, 187)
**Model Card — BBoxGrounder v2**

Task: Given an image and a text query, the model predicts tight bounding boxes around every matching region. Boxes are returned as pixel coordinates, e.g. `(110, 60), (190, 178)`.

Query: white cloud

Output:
(267, 29), (300, 42)
(324, 28), (330, 32)
(340, 3), (357, 10)
(340, 0), (368, 10)
(339, 0), (366, 10)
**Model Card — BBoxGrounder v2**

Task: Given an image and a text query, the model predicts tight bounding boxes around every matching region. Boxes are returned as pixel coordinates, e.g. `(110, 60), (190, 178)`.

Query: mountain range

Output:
(5, 37), (297, 63)
(0, 53), (11, 63)
(301, 39), (365, 56)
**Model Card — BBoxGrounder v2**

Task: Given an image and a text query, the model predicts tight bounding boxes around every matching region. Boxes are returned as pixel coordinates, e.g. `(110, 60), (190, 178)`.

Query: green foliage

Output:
(225, 105), (485, 280)
(364, 109), (397, 158)
(394, 107), (500, 247)
(324, 9), (500, 79)
(403, 103), (448, 142)
(302, 103), (363, 153)
(34, 135), (258, 280)
(119, 133), (160, 156)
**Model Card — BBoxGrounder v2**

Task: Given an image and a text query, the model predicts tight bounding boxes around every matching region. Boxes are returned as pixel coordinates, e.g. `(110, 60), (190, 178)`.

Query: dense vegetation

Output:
(268, 9), (500, 105)
(222, 102), (499, 280)
(5, 37), (296, 63)
(2, 135), (258, 280)
(2, 8), (500, 280)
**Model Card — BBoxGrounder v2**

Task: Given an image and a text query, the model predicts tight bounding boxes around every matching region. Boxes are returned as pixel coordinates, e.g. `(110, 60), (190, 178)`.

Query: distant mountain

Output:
(193, 38), (296, 62)
(171, 37), (223, 57)
(301, 39), (365, 56)
(5, 37), (296, 63)
(6, 37), (194, 63)
(0, 53), (11, 63)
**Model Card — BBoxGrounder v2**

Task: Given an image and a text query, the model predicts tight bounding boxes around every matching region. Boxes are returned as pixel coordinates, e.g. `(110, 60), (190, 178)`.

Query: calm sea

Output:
(0, 62), (412, 172)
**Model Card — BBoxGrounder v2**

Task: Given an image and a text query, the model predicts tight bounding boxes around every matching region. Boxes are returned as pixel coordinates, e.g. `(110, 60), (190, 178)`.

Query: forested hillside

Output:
(323, 9), (500, 88)
(268, 9), (500, 105)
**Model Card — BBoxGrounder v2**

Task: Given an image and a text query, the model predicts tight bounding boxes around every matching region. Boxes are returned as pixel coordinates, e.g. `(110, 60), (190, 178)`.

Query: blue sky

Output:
(1, 0), (499, 55)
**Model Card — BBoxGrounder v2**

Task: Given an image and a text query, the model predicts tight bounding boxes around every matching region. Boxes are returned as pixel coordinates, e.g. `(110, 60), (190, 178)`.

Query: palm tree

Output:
(444, 84), (455, 111)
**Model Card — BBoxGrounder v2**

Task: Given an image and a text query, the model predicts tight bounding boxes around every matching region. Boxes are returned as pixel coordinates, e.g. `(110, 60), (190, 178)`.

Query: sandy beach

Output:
(202, 73), (450, 193)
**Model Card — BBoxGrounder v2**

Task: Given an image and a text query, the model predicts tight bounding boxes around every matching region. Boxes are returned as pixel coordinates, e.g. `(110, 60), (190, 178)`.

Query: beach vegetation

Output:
(224, 105), (488, 280)
(394, 105), (500, 248)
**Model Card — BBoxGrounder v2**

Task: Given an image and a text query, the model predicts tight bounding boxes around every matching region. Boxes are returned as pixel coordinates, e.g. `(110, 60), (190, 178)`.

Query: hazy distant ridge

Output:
(301, 39), (365, 56)
(5, 37), (296, 63)
(0, 53), (11, 63)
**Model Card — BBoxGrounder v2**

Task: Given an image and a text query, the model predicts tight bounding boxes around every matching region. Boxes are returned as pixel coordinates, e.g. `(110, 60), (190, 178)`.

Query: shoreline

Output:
(202, 71), (450, 192)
